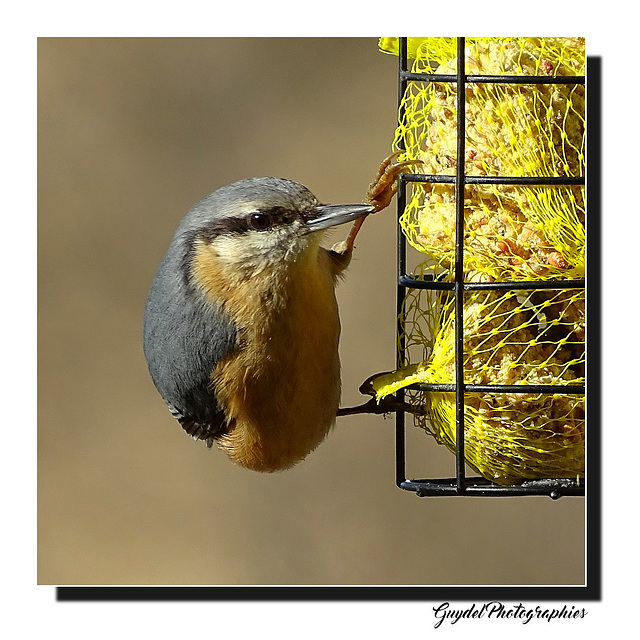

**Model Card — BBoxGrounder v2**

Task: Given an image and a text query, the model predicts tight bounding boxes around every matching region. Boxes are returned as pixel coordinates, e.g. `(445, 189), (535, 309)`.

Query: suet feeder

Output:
(368, 37), (588, 498)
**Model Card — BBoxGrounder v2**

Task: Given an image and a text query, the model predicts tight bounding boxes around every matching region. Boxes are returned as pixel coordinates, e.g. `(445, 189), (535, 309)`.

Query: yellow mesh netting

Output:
(373, 38), (586, 485)
(384, 36), (585, 282)
(374, 287), (585, 484)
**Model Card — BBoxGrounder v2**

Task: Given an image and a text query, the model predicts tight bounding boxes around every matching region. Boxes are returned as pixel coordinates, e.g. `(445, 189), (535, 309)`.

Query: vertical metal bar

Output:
(395, 36), (409, 488)
(454, 37), (467, 492)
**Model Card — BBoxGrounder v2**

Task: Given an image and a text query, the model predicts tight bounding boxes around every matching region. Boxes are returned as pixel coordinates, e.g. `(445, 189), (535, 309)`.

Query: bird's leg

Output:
(337, 395), (424, 417)
(343, 216), (367, 252)
(337, 372), (427, 418)
(337, 151), (423, 254)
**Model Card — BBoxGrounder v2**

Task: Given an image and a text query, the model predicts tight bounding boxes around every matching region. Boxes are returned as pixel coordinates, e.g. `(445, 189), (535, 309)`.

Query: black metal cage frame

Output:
(394, 37), (588, 498)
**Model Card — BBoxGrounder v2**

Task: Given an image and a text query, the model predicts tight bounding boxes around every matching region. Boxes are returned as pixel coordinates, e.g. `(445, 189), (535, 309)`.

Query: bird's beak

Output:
(305, 204), (376, 233)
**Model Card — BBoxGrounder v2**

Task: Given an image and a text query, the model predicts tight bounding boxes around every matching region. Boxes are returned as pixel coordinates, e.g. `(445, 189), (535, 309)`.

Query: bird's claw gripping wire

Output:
(342, 151), (424, 253)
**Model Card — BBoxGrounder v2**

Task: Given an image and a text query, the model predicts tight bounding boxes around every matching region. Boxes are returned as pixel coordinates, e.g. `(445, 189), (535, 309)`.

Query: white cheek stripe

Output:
(209, 222), (314, 272)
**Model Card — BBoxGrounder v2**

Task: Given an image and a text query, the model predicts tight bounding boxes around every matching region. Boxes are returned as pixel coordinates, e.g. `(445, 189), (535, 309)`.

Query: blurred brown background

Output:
(38, 37), (584, 586)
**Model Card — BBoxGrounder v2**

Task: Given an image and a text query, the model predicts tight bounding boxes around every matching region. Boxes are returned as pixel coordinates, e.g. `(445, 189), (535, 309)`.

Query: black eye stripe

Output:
(255, 206), (299, 225)
(197, 205), (306, 242)
(198, 218), (251, 241)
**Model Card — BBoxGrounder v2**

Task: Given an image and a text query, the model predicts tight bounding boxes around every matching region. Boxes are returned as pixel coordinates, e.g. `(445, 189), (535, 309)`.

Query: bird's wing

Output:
(144, 243), (238, 447)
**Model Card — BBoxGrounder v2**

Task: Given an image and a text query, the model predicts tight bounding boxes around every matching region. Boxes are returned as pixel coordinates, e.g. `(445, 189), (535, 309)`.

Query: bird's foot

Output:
(364, 150), (423, 212)
(339, 152), (423, 255)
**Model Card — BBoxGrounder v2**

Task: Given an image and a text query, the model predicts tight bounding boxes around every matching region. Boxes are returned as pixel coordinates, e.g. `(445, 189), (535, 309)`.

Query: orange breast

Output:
(191, 239), (341, 471)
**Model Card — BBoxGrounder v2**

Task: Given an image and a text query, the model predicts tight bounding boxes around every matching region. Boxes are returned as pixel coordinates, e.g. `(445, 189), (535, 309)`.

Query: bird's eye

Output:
(249, 212), (270, 231)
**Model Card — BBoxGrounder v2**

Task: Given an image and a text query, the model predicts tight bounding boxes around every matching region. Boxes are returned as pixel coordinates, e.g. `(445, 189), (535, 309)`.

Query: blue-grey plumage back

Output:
(143, 227), (237, 431)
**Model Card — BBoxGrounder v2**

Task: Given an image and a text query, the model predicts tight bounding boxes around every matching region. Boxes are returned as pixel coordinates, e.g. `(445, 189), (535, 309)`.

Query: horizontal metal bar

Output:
(468, 384), (584, 394)
(402, 173), (584, 186)
(399, 275), (454, 290)
(401, 477), (584, 498)
(407, 383), (456, 392)
(469, 175), (584, 185)
(401, 71), (585, 85)
(399, 275), (585, 291)
(402, 174), (456, 184)
(463, 279), (586, 290)
(408, 383), (585, 394)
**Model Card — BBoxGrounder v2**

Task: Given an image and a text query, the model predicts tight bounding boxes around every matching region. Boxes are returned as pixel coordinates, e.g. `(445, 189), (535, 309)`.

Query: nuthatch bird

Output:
(143, 153), (414, 472)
